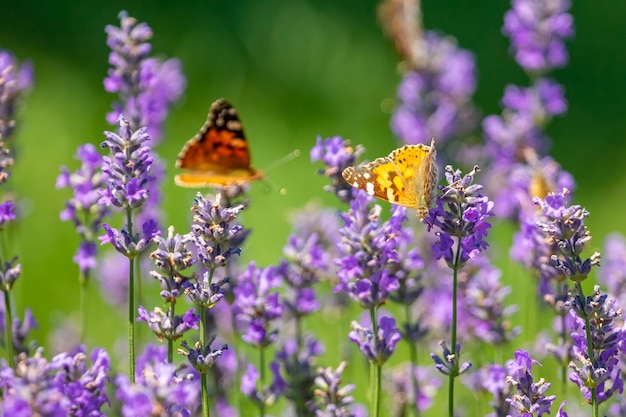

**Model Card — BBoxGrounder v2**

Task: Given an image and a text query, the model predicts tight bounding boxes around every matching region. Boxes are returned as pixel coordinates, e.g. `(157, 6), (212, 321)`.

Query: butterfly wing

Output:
(175, 98), (264, 188)
(342, 141), (437, 218)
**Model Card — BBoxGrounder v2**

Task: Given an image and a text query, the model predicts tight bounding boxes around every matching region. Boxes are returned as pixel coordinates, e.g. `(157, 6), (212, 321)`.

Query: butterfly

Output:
(341, 139), (438, 220)
(175, 98), (264, 188)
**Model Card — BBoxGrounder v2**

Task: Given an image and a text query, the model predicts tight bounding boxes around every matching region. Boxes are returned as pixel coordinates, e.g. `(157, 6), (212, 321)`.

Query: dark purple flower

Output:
(503, 0), (574, 72)
(116, 343), (199, 416)
(0, 50), (33, 141)
(0, 301), (37, 356)
(177, 337), (227, 374)
(311, 136), (365, 203)
(99, 220), (159, 258)
(233, 263), (283, 348)
(0, 201), (16, 226)
(349, 316), (401, 365)
(426, 165), (493, 268)
(391, 31), (477, 148)
(505, 350), (557, 416)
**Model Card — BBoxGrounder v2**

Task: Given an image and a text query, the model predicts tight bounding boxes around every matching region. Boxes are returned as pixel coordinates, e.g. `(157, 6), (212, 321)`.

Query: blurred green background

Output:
(1, 0), (626, 407)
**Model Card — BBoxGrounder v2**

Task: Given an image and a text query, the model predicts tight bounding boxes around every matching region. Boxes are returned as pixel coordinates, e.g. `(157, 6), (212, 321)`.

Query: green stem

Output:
(576, 283), (598, 417)
(448, 235), (463, 417)
(167, 302), (175, 364)
(404, 303), (420, 417)
(259, 347), (266, 417)
(200, 304), (210, 417)
(79, 271), (87, 344)
(3, 289), (14, 368)
(369, 307), (380, 417)
(126, 207), (136, 384)
(559, 307), (567, 395)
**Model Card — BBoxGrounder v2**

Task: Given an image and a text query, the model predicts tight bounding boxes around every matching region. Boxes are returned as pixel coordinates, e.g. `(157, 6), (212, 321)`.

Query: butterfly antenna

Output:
(259, 149), (301, 196)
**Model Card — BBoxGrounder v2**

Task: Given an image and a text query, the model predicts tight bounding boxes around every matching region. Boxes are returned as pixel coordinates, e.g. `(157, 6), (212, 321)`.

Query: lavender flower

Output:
(385, 363), (441, 415)
(349, 316), (401, 365)
(505, 350), (557, 416)
(104, 11), (185, 142)
(598, 233), (626, 308)
(99, 219), (159, 259)
(233, 263), (283, 348)
(391, 31), (477, 147)
(0, 255), (21, 292)
(464, 363), (511, 417)
(335, 194), (405, 308)
(0, 50), (33, 141)
(426, 165), (493, 268)
(311, 136), (364, 203)
(431, 341), (471, 377)
(116, 344), (199, 416)
(57, 144), (109, 278)
(137, 306), (200, 341)
(275, 336), (324, 416)
(313, 362), (365, 417)
(178, 337), (228, 374)
(0, 303), (37, 356)
(567, 286), (624, 405)
(503, 0), (574, 72)
(0, 347), (110, 416)
(241, 361), (286, 409)
(150, 225), (195, 303)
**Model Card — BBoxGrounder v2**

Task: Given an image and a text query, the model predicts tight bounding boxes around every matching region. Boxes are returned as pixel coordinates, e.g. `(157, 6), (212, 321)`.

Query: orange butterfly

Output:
(175, 98), (264, 188)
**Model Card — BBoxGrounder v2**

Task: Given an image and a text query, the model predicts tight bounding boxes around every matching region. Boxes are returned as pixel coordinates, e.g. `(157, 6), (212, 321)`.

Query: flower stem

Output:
(168, 302), (175, 363)
(259, 346), (266, 417)
(404, 303), (420, 417)
(576, 283), (598, 417)
(3, 289), (14, 368)
(126, 207), (136, 384)
(199, 304), (210, 417)
(448, 235), (463, 417)
(369, 307), (380, 417)
(79, 271), (87, 343)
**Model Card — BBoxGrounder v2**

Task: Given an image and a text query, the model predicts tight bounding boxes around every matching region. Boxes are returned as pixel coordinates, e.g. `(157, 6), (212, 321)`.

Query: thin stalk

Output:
(576, 283), (598, 417)
(559, 308), (567, 395)
(259, 347), (266, 417)
(79, 271), (87, 343)
(167, 302), (175, 363)
(448, 235), (463, 417)
(126, 207), (136, 384)
(3, 289), (14, 368)
(200, 304), (211, 417)
(404, 303), (420, 417)
(369, 307), (380, 417)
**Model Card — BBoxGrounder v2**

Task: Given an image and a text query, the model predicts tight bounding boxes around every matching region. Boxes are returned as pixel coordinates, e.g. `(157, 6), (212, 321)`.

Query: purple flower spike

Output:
(505, 350), (557, 416)
(431, 341), (471, 377)
(391, 31), (477, 147)
(311, 136), (365, 203)
(313, 362), (363, 416)
(149, 225), (195, 303)
(0, 50), (33, 141)
(233, 263), (283, 348)
(137, 305), (199, 341)
(241, 361), (286, 408)
(104, 11), (185, 142)
(178, 337), (228, 374)
(349, 316), (402, 365)
(503, 0), (574, 72)
(426, 165), (493, 268)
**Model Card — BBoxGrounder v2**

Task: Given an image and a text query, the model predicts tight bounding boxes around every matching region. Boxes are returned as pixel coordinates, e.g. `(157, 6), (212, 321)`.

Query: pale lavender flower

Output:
(598, 233), (626, 308)
(0, 301), (37, 356)
(567, 286), (624, 404)
(431, 341), (471, 377)
(385, 363), (441, 415)
(104, 11), (185, 142)
(312, 362), (365, 417)
(149, 225), (195, 303)
(233, 263), (283, 348)
(391, 31), (477, 147)
(137, 306), (199, 342)
(463, 363), (511, 417)
(0, 255), (21, 292)
(241, 361), (286, 408)
(505, 350), (556, 416)
(57, 144), (109, 278)
(311, 136), (365, 203)
(178, 337), (228, 374)
(349, 316), (402, 365)
(426, 165), (493, 268)
(0, 347), (110, 416)
(0, 50), (33, 141)
(116, 343), (199, 416)
(503, 0), (574, 72)
(335, 195), (404, 309)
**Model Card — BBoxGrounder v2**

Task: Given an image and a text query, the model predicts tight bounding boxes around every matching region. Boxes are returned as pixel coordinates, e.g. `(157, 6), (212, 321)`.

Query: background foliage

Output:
(1, 0), (626, 409)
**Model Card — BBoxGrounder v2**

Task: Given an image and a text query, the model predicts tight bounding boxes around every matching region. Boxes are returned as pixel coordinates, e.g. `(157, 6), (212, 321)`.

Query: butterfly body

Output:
(175, 99), (263, 188)
(342, 139), (438, 219)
